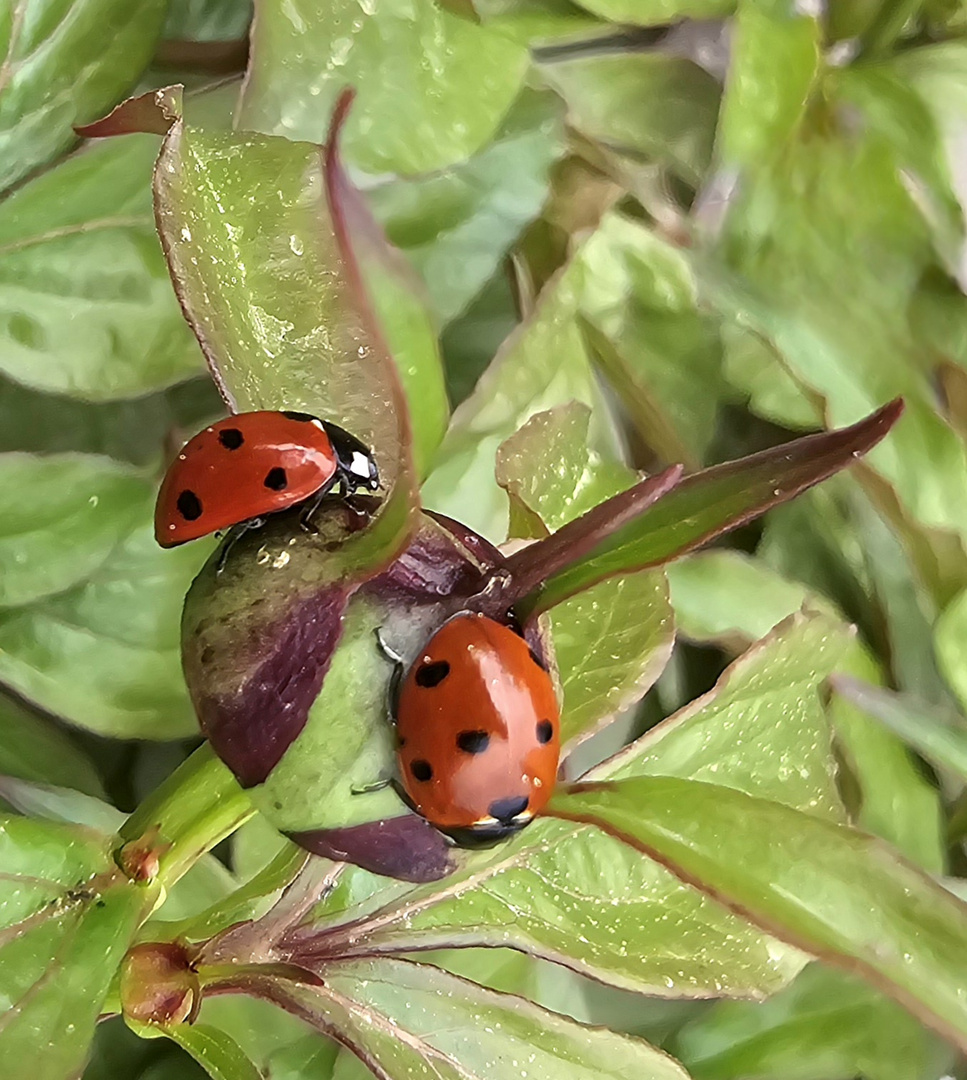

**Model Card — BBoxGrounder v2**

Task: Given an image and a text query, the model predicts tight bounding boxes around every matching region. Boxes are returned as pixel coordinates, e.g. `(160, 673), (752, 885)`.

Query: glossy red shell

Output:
(395, 613), (561, 836)
(155, 412), (338, 547)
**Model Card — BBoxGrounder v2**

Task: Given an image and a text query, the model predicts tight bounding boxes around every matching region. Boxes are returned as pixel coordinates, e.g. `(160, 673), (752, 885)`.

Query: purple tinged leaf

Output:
(514, 399), (904, 617)
(287, 816), (452, 885)
(189, 587), (348, 789)
(152, 95), (419, 560)
(74, 85), (184, 139)
(502, 465), (684, 611)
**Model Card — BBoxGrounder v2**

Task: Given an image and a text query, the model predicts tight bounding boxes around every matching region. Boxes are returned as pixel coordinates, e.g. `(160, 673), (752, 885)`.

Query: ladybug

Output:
(392, 612), (561, 845)
(155, 410), (379, 548)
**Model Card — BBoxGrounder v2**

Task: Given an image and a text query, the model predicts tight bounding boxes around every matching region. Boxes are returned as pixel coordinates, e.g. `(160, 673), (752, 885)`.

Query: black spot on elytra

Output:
(457, 730), (489, 754)
(489, 795), (528, 822)
(410, 759), (433, 782)
(218, 427), (244, 450)
(264, 467), (288, 491)
(177, 489), (202, 521)
(536, 720), (553, 744)
(415, 660), (450, 688)
(397, 735), (407, 748)
(528, 646), (547, 671)
(282, 410), (317, 423)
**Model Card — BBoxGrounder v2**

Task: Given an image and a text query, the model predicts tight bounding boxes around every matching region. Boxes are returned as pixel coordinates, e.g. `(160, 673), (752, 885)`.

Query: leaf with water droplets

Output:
(548, 774), (967, 1054)
(0, 815), (154, 1080)
(238, 0), (528, 175)
(287, 613), (843, 1000)
(154, 107), (422, 558)
(265, 957), (692, 1080)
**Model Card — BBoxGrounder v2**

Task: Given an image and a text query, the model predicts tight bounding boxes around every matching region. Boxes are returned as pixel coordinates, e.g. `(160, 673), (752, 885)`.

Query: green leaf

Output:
(0, 694), (102, 796)
(833, 675), (967, 783)
(672, 964), (939, 1080)
(720, 322), (818, 430)
(0, 134), (204, 400)
(717, 0), (821, 168)
(548, 777), (967, 1052)
(294, 613), (843, 999)
(0, 0), (167, 193)
(495, 403), (674, 748)
(667, 549), (947, 873)
(150, 1023), (263, 1080)
(567, 0), (732, 30)
(154, 119), (419, 529)
(0, 815), (153, 1079)
(512, 400), (902, 617)
(0, 375), (222, 465)
(238, 0), (528, 175)
(270, 957), (692, 1080)
(421, 259), (620, 542)
(936, 587), (967, 713)
(0, 775), (123, 832)
(0, 523), (208, 738)
(711, 65), (967, 557)
(471, 0), (607, 46)
(163, 0), (253, 40)
(0, 453), (152, 608)
(167, 839), (307, 940)
(368, 88), (565, 323)
(539, 51), (720, 186)
(325, 94), (448, 479)
(575, 214), (728, 466)
(265, 1034), (340, 1080)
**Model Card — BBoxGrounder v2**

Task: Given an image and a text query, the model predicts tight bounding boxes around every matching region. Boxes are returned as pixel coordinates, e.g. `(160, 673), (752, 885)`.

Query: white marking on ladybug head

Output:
(310, 418), (325, 431)
(350, 451), (371, 477)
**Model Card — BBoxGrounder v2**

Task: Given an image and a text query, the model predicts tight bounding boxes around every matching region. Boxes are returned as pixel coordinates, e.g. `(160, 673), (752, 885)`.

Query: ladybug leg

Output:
(374, 628), (404, 716)
(374, 627), (403, 664)
(298, 477), (338, 534)
(215, 518), (265, 575)
(350, 777), (392, 795)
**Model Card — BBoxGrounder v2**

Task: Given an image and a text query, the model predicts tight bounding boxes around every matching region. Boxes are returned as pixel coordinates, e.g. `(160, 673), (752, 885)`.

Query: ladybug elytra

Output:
(393, 612), (561, 845)
(154, 410), (378, 548)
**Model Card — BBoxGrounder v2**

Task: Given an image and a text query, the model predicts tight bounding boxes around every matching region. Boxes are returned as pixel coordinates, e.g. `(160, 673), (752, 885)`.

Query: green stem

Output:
(119, 743), (254, 890)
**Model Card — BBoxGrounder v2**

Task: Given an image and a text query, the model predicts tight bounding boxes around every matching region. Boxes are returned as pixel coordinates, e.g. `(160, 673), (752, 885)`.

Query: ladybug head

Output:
(439, 795), (534, 848)
(323, 421), (380, 492)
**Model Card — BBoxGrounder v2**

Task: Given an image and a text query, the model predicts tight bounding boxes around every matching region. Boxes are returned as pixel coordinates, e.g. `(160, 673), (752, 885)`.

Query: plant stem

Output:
(119, 742), (254, 890)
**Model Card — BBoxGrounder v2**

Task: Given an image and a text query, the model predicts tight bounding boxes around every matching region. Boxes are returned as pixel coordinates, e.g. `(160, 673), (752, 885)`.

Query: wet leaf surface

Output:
(239, 0), (528, 175)
(549, 774), (967, 1051)
(270, 957), (692, 1080)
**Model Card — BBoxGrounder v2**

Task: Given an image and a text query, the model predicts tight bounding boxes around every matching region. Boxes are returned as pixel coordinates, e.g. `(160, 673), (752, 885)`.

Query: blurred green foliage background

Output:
(2, 0), (967, 1077)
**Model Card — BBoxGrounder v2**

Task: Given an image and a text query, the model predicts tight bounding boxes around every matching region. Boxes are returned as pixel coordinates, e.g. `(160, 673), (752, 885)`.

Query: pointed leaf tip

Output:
(75, 86), (184, 138)
(518, 399), (905, 616)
